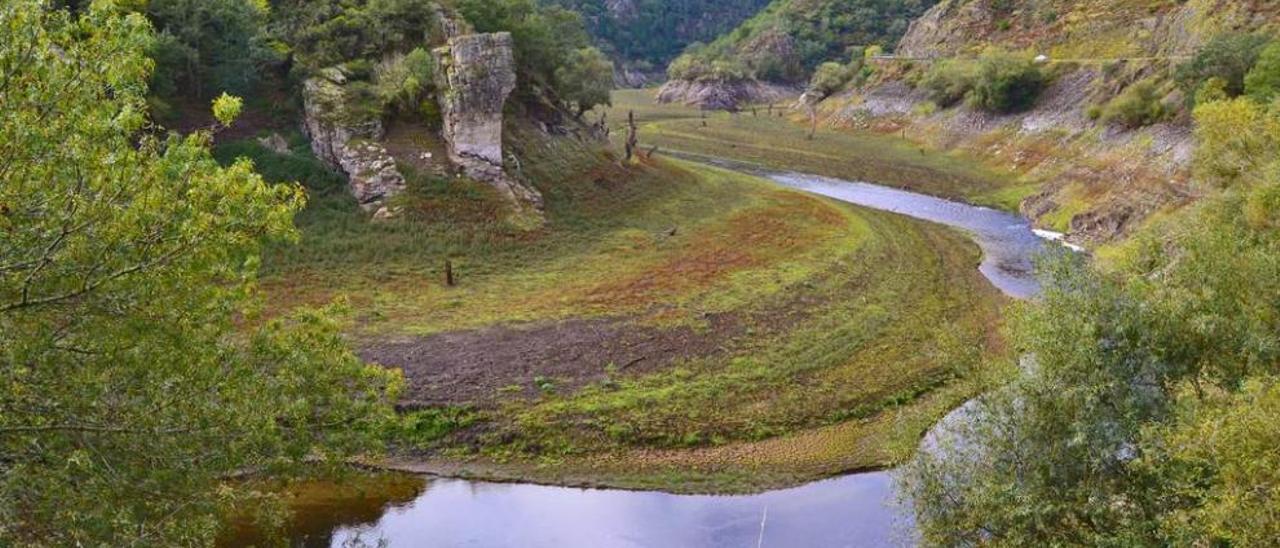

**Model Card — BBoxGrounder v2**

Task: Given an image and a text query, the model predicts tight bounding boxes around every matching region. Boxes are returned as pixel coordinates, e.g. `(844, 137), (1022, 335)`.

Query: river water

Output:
(257, 168), (1054, 548)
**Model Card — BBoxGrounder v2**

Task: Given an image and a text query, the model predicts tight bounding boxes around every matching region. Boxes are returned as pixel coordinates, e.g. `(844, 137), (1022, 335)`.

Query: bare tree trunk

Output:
(807, 103), (818, 140)
(624, 110), (639, 163)
(445, 260), (455, 287)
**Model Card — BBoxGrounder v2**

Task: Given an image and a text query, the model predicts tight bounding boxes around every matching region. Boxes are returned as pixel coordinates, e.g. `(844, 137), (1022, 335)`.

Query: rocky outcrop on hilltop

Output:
(302, 67), (406, 216)
(656, 79), (795, 111)
(433, 32), (544, 216)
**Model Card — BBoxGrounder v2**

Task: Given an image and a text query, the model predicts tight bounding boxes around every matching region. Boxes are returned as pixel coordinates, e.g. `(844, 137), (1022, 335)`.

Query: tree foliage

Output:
(1176, 32), (1269, 99)
(919, 50), (1044, 113)
(0, 3), (399, 545)
(902, 90), (1280, 546)
(669, 0), (936, 83)
(555, 46), (614, 116)
(145, 0), (279, 99)
(544, 0), (771, 67)
(1245, 40), (1280, 103)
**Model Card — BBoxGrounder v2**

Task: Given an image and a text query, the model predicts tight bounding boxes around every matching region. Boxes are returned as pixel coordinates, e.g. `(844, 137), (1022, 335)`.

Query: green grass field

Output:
(218, 101), (1010, 492)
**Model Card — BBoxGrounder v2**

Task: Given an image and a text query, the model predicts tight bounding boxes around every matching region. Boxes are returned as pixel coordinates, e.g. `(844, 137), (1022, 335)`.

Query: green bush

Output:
(1177, 32), (1269, 98)
(967, 50), (1045, 113)
(920, 58), (978, 107)
(1099, 79), (1172, 128)
(374, 47), (435, 115)
(1245, 41), (1280, 103)
(809, 62), (852, 97)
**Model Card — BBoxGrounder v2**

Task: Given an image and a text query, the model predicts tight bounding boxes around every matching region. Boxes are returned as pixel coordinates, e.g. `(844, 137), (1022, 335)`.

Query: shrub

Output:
(967, 50), (1044, 113)
(374, 47), (434, 115)
(554, 46), (614, 116)
(1100, 79), (1172, 128)
(1193, 97), (1280, 188)
(1176, 32), (1269, 98)
(920, 58), (978, 107)
(1245, 41), (1280, 103)
(808, 61), (852, 97)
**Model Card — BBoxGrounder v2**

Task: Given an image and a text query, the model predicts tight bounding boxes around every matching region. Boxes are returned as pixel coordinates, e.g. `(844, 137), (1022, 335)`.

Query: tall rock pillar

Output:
(433, 32), (544, 219)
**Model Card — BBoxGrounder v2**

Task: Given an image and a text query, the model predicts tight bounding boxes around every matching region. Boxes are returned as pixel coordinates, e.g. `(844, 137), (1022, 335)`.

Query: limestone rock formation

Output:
(433, 32), (543, 215)
(302, 67), (405, 216)
(656, 78), (794, 111)
(338, 140), (406, 216)
(302, 67), (385, 168)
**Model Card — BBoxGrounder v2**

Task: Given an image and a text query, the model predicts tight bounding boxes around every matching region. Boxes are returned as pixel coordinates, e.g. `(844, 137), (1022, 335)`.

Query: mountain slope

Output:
(671, 0), (939, 84)
(544, 0), (771, 72)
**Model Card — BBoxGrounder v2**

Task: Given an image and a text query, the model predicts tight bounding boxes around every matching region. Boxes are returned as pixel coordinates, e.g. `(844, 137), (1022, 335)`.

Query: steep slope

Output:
(813, 0), (1280, 244)
(655, 0), (938, 107)
(545, 0), (771, 83)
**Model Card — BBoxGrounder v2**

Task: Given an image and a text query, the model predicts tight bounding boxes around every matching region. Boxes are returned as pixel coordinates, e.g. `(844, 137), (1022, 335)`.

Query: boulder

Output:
(656, 78), (795, 111)
(433, 32), (543, 215)
(338, 140), (406, 216)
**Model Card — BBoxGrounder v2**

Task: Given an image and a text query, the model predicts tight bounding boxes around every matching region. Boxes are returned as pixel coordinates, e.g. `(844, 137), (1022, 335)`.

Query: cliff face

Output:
(302, 67), (405, 216)
(433, 32), (544, 217)
(302, 67), (384, 168)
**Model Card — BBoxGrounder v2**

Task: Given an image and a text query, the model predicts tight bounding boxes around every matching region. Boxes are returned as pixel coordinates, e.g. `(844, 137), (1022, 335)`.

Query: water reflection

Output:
(318, 473), (910, 548)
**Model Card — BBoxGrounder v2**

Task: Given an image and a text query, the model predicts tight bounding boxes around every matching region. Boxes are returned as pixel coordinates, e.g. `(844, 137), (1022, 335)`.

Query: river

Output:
(250, 166), (1055, 547)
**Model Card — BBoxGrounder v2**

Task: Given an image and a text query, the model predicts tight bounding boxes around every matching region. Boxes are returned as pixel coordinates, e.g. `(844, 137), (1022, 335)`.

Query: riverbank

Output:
(241, 102), (1011, 494)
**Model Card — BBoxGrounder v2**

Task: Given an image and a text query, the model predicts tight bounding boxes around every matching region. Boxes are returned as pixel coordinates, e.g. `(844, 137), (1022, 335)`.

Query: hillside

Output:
(543, 0), (771, 84)
(654, 0), (937, 107)
(807, 0), (1280, 244)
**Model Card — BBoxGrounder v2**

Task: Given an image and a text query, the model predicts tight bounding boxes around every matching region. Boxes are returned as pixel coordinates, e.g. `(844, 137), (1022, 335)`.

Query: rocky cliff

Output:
(433, 32), (544, 217)
(302, 67), (406, 217)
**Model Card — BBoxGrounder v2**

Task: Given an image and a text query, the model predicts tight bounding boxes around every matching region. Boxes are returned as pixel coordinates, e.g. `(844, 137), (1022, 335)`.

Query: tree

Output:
(1177, 32), (1269, 98)
(967, 50), (1044, 113)
(146, 0), (277, 99)
(1193, 97), (1280, 188)
(554, 46), (614, 116)
(808, 61), (851, 98)
(0, 3), (399, 545)
(902, 95), (1280, 545)
(1245, 41), (1280, 103)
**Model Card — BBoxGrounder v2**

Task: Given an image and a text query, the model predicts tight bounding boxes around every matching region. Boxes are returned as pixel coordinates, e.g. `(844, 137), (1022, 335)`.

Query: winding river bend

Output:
(259, 167), (1052, 547)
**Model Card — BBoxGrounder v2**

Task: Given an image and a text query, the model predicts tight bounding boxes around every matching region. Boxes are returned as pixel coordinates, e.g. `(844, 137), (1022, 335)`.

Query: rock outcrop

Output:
(338, 140), (407, 217)
(656, 78), (795, 111)
(302, 67), (405, 216)
(433, 32), (543, 216)
(302, 67), (385, 168)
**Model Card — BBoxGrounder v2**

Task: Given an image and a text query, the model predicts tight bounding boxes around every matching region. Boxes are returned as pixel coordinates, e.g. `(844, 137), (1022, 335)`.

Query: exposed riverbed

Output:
(244, 166), (1055, 547)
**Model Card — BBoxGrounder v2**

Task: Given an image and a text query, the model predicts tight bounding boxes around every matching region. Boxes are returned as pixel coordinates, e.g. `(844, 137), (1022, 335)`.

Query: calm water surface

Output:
(260, 167), (1056, 548)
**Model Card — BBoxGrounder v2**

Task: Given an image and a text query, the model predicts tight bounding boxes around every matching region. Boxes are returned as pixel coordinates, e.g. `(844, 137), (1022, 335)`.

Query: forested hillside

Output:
(667, 0), (938, 83)
(544, 0), (771, 69)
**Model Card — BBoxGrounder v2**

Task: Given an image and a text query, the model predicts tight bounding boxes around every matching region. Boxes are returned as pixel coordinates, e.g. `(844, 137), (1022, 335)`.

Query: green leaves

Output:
(0, 3), (396, 545)
(211, 92), (243, 126)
